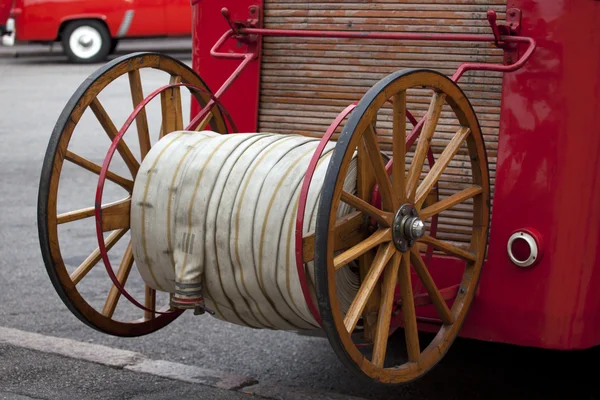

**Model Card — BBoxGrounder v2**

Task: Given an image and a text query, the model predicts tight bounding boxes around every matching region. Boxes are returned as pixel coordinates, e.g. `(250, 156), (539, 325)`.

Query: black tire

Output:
(61, 20), (111, 64)
(109, 39), (119, 54)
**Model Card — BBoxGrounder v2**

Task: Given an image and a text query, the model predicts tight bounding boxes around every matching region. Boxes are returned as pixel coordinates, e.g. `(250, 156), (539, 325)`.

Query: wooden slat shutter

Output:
(258, 0), (506, 249)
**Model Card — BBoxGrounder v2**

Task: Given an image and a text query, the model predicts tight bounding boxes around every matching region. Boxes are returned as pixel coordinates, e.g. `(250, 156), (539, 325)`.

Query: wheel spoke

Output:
(341, 191), (392, 227)
(170, 75), (183, 131)
(69, 229), (128, 285)
(100, 198), (131, 232)
(65, 150), (134, 192)
(405, 92), (445, 201)
(170, 75), (184, 132)
(343, 242), (395, 333)
(392, 91), (407, 204)
(160, 77), (184, 138)
(57, 198), (130, 232)
(144, 286), (156, 320)
(303, 210), (364, 263)
(420, 185), (483, 220)
(128, 70), (152, 160)
(362, 125), (395, 211)
(101, 241), (134, 318)
(398, 251), (420, 362)
(333, 228), (391, 270)
(410, 248), (454, 324)
(89, 98), (140, 177)
(418, 235), (476, 262)
(356, 135), (381, 341)
(415, 127), (471, 209)
(195, 110), (214, 132)
(372, 252), (401, 367)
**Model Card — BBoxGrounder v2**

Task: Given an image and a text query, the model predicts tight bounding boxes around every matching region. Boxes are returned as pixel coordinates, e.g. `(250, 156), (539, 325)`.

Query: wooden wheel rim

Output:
(38, 52), (227, 337)
(315, 69), (490, 383)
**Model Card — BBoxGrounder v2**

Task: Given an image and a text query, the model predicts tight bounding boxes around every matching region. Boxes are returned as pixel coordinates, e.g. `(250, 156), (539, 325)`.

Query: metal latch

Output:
(487, 8), (523, 64)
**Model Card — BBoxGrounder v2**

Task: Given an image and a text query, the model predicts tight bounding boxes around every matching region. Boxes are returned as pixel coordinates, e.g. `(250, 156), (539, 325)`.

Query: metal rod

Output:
(240, 27), (530, 44)
(210, 27), (536, 84)
(451, 36), (536, 81)
(214, 54), (255, 98)
(241, 27), (496, 42)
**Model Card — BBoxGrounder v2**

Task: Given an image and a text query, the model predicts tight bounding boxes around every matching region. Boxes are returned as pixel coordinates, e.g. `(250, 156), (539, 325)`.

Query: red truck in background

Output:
(0, 0), (12, 36)
(1, 0), (192, 63)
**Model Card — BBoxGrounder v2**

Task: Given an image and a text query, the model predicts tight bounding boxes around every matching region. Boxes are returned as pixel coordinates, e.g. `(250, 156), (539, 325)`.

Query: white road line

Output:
(0, 326), (253, 390)
(0, 326), (369, 399)
(125, 359), (257, 390)
(0, 326), (143, 368)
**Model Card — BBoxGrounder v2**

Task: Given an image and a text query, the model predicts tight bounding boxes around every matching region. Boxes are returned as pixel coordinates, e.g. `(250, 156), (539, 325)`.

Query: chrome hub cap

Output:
(69, 26), (102, 59)
(392, 204), (425, 252)
(78, 35), (93, 48)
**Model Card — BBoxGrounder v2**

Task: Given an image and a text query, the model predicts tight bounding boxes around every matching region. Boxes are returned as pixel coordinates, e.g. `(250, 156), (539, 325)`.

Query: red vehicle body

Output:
(0, 0), (11, 35)
(2, 0), (191, 62)
(190, 0), (600, 351)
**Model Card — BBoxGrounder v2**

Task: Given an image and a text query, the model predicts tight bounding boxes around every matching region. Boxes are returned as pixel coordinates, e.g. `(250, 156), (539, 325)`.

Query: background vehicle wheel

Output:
(109, 39), (119, 55)
(62, 20), (111, 64)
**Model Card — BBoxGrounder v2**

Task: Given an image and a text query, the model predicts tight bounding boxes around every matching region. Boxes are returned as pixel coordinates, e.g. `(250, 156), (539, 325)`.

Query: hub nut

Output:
(409, 219), (425, 239)
(392, 204), (425, 252)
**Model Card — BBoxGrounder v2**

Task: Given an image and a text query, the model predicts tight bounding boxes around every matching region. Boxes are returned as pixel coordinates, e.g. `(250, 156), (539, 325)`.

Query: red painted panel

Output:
(0, 0), (11, 31)
(164, 0), (191, 36)
(125, 0), (166, 37)
(462, 0), (600, 349)
(191, 1), (263, 133)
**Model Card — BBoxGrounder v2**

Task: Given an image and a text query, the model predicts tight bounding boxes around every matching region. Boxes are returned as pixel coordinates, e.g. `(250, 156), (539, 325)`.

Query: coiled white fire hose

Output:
(131, 131), (358, 330)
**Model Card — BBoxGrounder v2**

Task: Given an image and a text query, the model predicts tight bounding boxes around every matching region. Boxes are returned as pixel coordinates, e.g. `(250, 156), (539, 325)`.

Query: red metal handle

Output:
(210, 30), (246, 59)
(451, 36), (536, 82)
(487, 10), (502, 45)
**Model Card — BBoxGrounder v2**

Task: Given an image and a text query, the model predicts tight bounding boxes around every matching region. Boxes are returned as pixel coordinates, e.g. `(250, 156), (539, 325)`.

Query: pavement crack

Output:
(228, 378), (259, 391)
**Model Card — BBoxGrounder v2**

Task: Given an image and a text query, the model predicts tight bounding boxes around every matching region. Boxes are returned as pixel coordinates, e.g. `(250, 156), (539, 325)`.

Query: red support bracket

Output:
(487, 8), (523, 65)
(221, 6), (261, 44)
(505, 8), (522, 36)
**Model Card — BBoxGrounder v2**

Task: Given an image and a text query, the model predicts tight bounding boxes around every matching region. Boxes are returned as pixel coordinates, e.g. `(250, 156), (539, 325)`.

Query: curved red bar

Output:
(294, 103), (357, 326)
(95, 82), (231, 315)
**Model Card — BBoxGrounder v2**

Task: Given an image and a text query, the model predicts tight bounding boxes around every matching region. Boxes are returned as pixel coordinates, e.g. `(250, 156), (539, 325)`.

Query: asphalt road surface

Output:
(0, 343), (259, 400)
(0, 38), (598, 400)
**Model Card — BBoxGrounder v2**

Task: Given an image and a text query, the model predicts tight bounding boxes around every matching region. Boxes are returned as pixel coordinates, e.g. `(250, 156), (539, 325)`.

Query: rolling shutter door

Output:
(258, 0), (506, 250)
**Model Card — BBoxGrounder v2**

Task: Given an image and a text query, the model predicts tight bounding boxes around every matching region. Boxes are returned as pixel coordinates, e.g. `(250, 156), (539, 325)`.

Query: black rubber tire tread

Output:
(109, 39), (119, 55)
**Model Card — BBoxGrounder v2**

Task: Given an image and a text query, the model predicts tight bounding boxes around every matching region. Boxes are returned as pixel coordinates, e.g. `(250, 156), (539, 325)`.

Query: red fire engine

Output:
(37, 0), (600, 385)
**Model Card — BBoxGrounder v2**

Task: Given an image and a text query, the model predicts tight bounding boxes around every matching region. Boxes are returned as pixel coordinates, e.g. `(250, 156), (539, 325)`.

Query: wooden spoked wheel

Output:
(315, 69), (490, 383)
(38, 52), (227, 337)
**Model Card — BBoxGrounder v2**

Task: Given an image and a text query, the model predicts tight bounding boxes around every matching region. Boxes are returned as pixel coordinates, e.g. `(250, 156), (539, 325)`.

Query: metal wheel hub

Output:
(78, 35), (93, 48)
(392, 204), (425, 252)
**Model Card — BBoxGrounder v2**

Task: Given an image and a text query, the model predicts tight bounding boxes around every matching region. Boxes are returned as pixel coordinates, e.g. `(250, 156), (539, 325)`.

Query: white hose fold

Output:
(131, 131), (358, 330)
